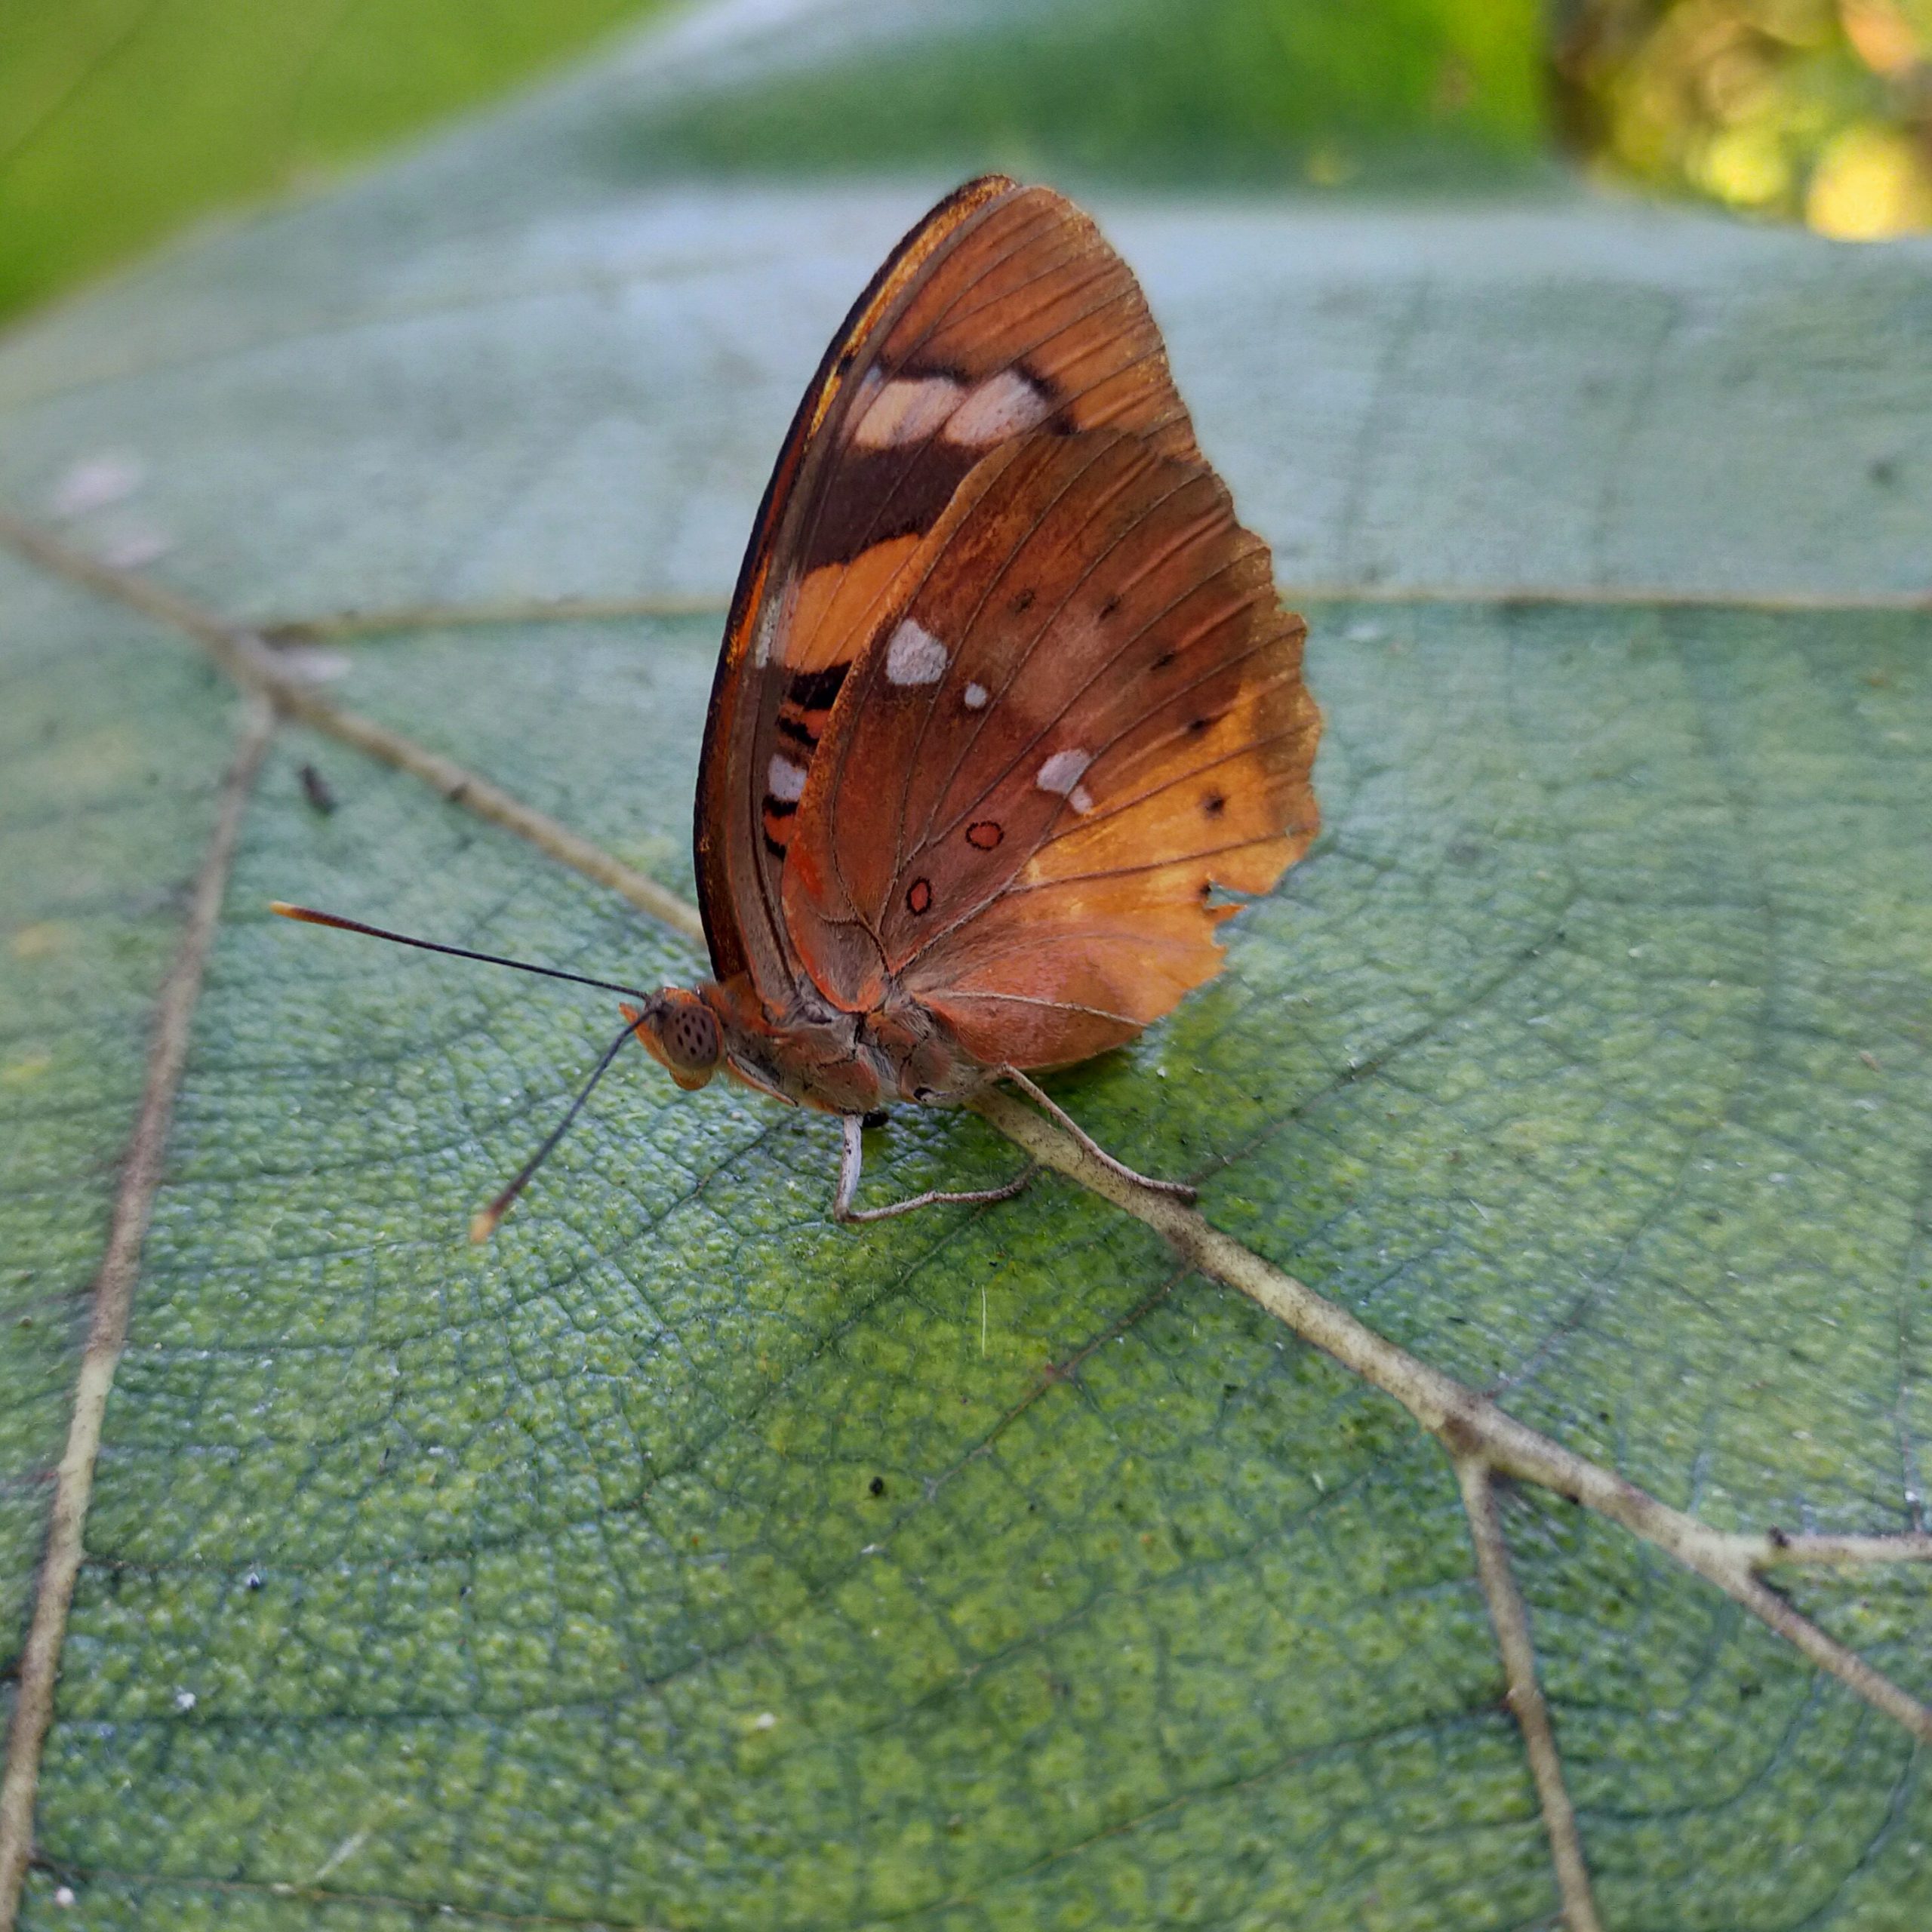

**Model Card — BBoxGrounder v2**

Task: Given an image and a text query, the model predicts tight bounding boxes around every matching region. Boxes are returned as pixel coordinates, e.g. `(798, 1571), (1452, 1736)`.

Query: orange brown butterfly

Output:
(276, 176), (1321, 1234)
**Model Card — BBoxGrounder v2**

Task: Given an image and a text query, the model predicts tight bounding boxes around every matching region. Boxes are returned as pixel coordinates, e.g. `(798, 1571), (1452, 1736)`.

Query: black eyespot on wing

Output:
(966, 820), (1004, 851)
(906, 878), (934, 915)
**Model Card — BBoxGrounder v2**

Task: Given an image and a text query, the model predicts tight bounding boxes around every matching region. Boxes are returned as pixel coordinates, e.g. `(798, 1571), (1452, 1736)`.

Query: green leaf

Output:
(0, 0), (676, 323)
(2, 5), (1931, 1927)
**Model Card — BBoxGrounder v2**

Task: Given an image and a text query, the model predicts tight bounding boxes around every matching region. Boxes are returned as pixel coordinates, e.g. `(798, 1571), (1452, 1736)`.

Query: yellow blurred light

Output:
(1806, 124), (1932, 234)
(1697, 124), (1795, 203)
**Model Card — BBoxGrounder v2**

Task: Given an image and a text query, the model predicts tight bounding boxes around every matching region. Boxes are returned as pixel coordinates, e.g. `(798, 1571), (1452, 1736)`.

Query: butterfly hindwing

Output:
(780, 429), (1320, 1069)
(697, 177), (1201, 1008)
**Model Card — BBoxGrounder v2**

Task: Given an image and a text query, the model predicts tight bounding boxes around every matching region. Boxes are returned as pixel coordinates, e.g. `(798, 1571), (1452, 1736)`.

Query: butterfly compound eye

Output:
(626, 990), (721, 1091)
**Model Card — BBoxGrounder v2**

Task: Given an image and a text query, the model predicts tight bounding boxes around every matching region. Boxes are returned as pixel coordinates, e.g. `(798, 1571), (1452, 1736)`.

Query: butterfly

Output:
(277, 175), (1321, 1233)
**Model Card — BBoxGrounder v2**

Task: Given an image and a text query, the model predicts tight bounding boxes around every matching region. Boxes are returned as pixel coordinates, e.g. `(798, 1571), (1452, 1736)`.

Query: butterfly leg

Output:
(993, 1066), (1198, 1204)
(832, 1112), (1036, 1223)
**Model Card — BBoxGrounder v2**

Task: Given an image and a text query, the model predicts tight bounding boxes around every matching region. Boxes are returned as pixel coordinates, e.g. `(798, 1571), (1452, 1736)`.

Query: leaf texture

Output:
(1, 7), (1930, 1927)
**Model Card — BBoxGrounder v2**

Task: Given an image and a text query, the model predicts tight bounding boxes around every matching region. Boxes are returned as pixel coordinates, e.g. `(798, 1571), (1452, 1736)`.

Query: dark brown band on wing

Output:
(774, 660), (853, 761)
(799, 441), (986, 571)
(784, 663), (852, 711)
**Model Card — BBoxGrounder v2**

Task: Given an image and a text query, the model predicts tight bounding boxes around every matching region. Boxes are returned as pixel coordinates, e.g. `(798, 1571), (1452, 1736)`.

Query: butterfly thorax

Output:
(696, 974), (979, 1115)
(626, 964), (980, 1116)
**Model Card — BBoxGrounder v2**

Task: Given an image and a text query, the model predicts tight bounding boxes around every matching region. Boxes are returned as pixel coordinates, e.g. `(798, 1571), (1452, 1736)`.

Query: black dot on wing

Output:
(1099, 593), (1121, 619)
(1203, 791), (1226, 818)
(907, 878), (934, 915)
(1152, 651), (1176, 672)
(1011, 586), (1035, 614)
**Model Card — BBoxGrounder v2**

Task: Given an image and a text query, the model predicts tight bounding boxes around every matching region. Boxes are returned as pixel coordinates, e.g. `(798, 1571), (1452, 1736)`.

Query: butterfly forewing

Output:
(697, 177), (1201, 1010)
(780, 428), (1319, 1068)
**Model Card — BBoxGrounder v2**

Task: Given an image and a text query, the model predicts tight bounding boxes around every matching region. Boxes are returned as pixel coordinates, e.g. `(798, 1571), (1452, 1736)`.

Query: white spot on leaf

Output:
(767, 754), (808, 802)
(963, 681), (989, 709)
(98, 525), (171, 570)
(272, 647), (352, 685)
(946, 369), (1052, 445)
(854, 375), (964, 448)
(50, 453), (143, 518)
(884, 620), (947, 686)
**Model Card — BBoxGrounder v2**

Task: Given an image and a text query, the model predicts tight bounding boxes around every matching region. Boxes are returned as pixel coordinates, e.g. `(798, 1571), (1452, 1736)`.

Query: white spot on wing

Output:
(854, 376), (965, 449)
(884, 620), (947, 687)
(946, 369), (1052, 445)
(963, 681), (989, 709)
(767, 754), (808, 802)
(1035, 749), (1093, 808)
(752, 574), (793, 669)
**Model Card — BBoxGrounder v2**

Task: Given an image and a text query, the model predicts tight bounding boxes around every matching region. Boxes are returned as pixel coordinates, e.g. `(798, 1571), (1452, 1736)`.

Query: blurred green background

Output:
(3, 0), (1928, 328)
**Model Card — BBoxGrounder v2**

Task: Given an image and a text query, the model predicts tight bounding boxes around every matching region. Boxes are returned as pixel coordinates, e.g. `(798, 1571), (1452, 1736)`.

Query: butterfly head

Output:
(620, 990), (721, 1092)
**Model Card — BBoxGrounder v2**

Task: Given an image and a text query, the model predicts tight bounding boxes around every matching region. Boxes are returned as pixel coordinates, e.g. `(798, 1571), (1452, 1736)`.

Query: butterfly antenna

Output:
(271, 902), (655, 1001)
(469, 1016), (640, 1243)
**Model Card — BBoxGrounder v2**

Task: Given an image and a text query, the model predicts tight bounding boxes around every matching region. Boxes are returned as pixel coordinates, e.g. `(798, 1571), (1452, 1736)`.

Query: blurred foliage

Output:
(0, 0), (672, 322)
(4, 0), (1928, 335)
(0, 0), (1552, 330)
(1554, 0), (1932, 234)
(633, 0), (1550, 190)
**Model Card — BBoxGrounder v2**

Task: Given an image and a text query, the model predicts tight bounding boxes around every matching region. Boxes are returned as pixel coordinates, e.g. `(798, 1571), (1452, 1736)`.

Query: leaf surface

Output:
(2, 7), (1930, 1927)
(0, 0), (677, 322)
